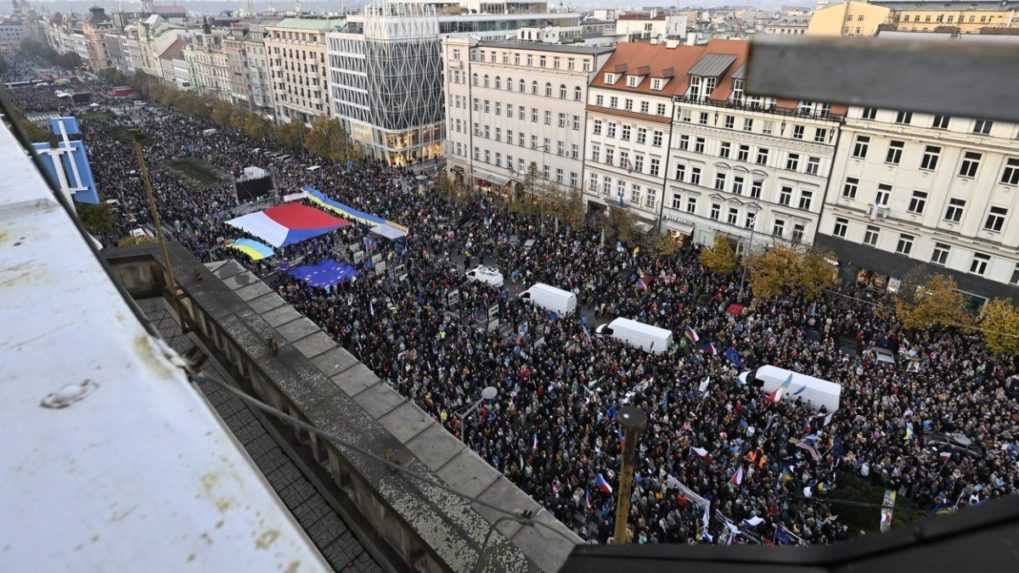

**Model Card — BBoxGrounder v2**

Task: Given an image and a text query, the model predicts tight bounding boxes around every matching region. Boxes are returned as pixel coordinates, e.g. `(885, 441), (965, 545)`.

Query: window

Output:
(544, 111), (552, 126)
(595, 94), (604, 106)
(557, 113), (566, 128)
(814, 128), (828, 143)
(737, 145), (749, 162)
(657, 103), (667, 115)
(786, 153), (800, 171)
(675, 164), (686, 181)
(896, 234), (914, 255)
(861, 107), (877, 120)
(672, 193), (683, 210)
(756, 148), (769, 166)
(863, 225), (880, 246)
(690, 167), (701, 185)
(593, 120), (603, 136)
(895, 110), (912, 125)
(560, 84), (567, 99)
(720, 142), (731, 158)
(1011, 264), (1019, 286)
(678, 135), (689, 151)
(932, 115), (950, 129)
(779, 186), (792, 206)
(732, 176), (744, 195)
(571, 144), (579, 160)
(588, 172), (598, 191)
(959, 151), (981, 178)
(773, 219), (786, 237)
(750, 180), (762, 199)
(646, 188), (657, 209)
(574, 86), (582, 101)
(724, 115), (735, 129)
(743, 117), (753, 131)
(807, 157), (820, 175)
(518, 132), (525, 146)
(970, 253), (990, 276)
(876, 184), (891, 206)
(640, 101), (649, 114)
(799, 190), (813, 211)
(727, 208), (739, 225)
(621, 125), (631, 141)
(715, 172), (727, 191)
(633, 154), (644, 172)
(687, 197), (697, 213)
(921, 145), (940, 170)
(907, 190), (927, 214)
(629, 184), (641, 204)
(699, 112), (709, 125)
(985, 206), (1008, 232)
(791, 224), (805, 244)
(545, 82), (552, 97)
(636, 128), (647, 144)
(852, 135), (870, 159)
(610, 96), (618, 108)
(650, 158), (660, 177)
(573, 115), (580, 131)
(627, 75), (639, 87)
(974, 119), (993, 135)
(591, 143), (600, 162)
(710, 203), (720, 220)
(607, 123), (616, 138)
(833, 217), (848, 238)
(1003, 158), (1019, 185)
(619, 150), (630, 169)
(745, 212), (756, 229)
(604, 148), (614, 165)
(624, 98), (633, 111)
(651, 78), (664, 90)
(694, 137), (705, 153)
(762, 121), (774, 135)
(792, 125), (804, 140)
(652, 131), (663, 147)
(945, 198), (966, 222)
(886, 141), (904, 164)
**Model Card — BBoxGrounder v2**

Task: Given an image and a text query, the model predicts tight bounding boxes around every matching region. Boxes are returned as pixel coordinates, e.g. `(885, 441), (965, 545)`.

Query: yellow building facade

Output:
(887, 5), (1018, 33)
(807, 1), (892, 36)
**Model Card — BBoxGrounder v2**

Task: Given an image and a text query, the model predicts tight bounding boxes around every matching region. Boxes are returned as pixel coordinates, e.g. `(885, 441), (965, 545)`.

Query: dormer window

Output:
(627, 75), (640, 87)
(651, 78), (665, 91)
(732, 78), (744, 104)
(604, 73), (616, 84)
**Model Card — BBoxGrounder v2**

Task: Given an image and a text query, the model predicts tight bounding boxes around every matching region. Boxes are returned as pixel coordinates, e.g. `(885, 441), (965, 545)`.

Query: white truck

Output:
(520, 283), (577, 316)
(595, 318), (673, 354)
(466, 265), (504, 288)
(738, 365), (842, 412)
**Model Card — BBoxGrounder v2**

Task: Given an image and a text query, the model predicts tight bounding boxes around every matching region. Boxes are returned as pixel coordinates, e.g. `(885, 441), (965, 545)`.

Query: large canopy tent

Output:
(225, 203), (350, 248)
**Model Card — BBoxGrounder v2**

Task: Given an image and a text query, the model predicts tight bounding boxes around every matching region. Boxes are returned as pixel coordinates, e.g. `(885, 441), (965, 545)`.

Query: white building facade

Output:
(444, 37), (613, 193)
(817, 107), (1019, 298)
(265, 18), (343, 124)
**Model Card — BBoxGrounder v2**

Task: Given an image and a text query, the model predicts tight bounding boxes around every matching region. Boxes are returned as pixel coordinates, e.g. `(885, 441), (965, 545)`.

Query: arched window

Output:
(559, 84), (567, 99)
(574, 86), (582, 101)
(495, 76), (501, 90)
(472, 73), (478, 86)
(531, 80), (538, 95)
(545, 82), (552, 97)
(483, 74), (490, 88)
(518, 79), (525, 92)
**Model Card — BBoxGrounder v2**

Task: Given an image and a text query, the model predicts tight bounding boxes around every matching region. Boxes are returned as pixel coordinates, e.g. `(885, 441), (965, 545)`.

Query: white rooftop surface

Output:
(0, 123), (330, 572)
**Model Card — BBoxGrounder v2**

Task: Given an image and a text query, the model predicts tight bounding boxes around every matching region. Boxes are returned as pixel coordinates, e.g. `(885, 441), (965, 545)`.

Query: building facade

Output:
(443, 37), (613, 194)
(0, 17), (25, 56)
(764, 16), (809, 35)
(817, 107), (1019, 298)
(265, 18), (343, 124)
(184, 30), (231, 99)
(807, 1), (892, 36)
(615, 11), (688, 41)
(878, 0), (1019, 33)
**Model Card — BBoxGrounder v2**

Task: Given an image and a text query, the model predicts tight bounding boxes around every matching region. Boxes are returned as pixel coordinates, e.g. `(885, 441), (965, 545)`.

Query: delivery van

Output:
(595, 318), (673, 354)
(466, 265), (504, 288)
(520, 283), (577, 316)
(738, 365), (841, 412)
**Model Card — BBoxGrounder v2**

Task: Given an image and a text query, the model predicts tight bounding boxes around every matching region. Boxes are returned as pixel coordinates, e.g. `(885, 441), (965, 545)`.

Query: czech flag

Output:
(595, 473), (613, 495)
(225, 203), (349, 248)
(702, 342), (718, 355)
(731, 465), (744, 486)
(684, 326), (700, 344)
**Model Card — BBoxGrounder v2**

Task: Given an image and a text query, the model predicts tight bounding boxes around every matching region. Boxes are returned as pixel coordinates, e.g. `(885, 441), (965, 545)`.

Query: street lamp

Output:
(459, 386), (498, 442)
(611, 406), (648, 544)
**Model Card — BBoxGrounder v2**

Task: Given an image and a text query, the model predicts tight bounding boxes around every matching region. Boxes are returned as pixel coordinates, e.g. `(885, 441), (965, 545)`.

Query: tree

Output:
(209, 101), (233, 127)
(559, 188), (586, 231)
(118, 235), (157, 248)
(796, 249), (837, 300)
(606, 206), (637, 245)
(895, 274), (973, 331)
(980, 299), (1019, 355)
(747, 245), (801, 300)
(276, 120), (307, 151)
(700, 235), (738, 274)
(243, 114), (271, 141)
(76, 202), (117, 236)
(656, 232), (683, 257)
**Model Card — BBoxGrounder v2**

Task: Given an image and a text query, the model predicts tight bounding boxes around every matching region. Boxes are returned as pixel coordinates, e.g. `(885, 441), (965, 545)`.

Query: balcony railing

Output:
(673, 95), (846, 123)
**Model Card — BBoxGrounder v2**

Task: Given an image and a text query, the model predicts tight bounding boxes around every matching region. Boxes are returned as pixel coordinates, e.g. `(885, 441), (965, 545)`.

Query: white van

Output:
(595, 318), (673, 354)
(520, 283), (577, 316)
(738, 365), (841, 412)
(466, 265), (504, 288)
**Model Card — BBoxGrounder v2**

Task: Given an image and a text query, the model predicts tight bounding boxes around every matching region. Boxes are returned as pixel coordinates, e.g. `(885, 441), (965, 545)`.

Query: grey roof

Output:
(477, 40), (616, 55)
(731, 63), (746, 80)
(688, 53), (737, 77)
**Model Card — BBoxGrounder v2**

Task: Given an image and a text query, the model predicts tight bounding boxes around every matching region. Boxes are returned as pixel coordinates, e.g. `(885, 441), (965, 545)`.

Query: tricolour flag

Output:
(702, 342), (718, 355)
(684, 326), (700, 343)
(532, 433), (539, 451)
(730, 465), (744, 486)
(594, 473), (613, 495)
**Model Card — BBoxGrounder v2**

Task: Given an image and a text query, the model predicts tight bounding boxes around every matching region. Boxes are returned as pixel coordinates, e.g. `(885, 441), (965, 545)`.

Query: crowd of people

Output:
(6, 71), (1019, 547)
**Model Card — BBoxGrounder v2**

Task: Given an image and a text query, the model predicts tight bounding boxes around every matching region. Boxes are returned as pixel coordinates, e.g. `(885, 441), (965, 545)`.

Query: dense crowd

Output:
(7, 75), (1019, 547)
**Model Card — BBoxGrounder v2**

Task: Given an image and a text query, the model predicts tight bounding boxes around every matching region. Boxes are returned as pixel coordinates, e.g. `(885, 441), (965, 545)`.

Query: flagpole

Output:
(611, 407), (648, 544)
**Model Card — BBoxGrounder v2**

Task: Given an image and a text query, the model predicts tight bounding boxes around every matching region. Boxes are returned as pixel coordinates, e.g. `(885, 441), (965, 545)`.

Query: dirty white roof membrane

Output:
(0, 123), (329, 572)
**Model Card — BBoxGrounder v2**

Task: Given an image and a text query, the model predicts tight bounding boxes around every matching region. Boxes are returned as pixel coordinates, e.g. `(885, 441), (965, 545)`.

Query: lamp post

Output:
(612, 406), (648, 544)
(459, 386), (498, 442)
(737, 216), (757, 300)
